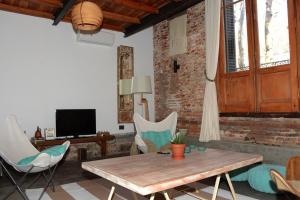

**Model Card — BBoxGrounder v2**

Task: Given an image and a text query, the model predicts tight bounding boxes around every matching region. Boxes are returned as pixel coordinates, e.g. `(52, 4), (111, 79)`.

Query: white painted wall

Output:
(0, 11), (154, 137)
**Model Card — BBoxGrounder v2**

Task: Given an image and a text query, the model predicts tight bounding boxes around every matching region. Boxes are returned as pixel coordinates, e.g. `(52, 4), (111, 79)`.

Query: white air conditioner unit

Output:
(76, 31), (115, 46)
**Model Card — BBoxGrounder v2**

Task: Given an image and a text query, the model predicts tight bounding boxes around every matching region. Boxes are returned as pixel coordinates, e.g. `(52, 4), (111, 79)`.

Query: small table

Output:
(33, 134), (115, 157)
(82, 148), (263, 200)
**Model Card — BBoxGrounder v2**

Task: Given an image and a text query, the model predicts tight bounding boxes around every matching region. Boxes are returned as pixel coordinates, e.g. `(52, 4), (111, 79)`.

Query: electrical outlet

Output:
(119, 125), (125, 130)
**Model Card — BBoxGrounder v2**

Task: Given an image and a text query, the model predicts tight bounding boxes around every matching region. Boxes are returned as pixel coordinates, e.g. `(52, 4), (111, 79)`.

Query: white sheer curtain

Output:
(199, 0), (221, 142)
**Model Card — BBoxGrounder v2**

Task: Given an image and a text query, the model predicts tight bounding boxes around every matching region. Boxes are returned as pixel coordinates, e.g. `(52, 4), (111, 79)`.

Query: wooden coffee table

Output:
(82, 148), (263, 200)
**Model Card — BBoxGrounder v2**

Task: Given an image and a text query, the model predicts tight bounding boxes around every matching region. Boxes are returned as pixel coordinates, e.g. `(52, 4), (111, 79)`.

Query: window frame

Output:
(217, 0), (299, 114)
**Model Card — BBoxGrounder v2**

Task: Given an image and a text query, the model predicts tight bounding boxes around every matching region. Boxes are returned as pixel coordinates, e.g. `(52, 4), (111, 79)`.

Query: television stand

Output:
(32, 133), (115, 158)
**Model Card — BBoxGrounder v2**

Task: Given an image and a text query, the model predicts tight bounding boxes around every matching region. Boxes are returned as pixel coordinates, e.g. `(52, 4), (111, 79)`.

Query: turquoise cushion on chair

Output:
(17, 145), (67, 166)
(141, 130), (172, 150)
(41, 145), (67, 156)
(248, 164), (286, 194)
(17, 154), (39, 166)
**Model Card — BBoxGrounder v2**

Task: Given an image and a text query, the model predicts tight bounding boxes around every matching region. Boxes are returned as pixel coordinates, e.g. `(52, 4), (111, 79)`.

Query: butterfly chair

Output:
(270, 169), (300, 198)
(0, 115), (70, 200)
(132, 112), (177, 154)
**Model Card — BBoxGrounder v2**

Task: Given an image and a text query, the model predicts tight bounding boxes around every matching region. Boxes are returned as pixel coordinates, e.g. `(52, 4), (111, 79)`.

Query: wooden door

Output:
(218, 0), (256, 113)
(254, 0), (298, 112)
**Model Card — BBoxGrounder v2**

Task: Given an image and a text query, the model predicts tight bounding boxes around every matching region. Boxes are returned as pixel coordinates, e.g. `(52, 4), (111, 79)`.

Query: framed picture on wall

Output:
(117, 45), (134, 123)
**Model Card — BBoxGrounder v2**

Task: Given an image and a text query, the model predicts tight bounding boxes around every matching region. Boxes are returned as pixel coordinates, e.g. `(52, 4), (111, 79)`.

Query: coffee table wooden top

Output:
(82, 149), (263, 195)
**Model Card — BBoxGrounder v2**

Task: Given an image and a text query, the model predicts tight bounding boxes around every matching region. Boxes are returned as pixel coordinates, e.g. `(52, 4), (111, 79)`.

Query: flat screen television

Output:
(56, 109), (96, 138)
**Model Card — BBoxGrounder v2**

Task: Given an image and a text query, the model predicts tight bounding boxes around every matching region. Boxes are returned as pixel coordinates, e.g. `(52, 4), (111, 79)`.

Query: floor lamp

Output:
(131, 76), (152, 121)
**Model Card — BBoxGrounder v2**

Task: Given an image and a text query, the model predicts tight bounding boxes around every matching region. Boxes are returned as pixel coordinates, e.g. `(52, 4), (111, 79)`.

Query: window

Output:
(257, 0), (290, 68)
(224, 0), (249, 72)
(218, 0), (299, 113)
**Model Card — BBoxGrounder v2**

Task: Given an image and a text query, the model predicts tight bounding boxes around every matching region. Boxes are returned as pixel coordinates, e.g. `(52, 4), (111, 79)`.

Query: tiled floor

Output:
(0, 159), (297, 200)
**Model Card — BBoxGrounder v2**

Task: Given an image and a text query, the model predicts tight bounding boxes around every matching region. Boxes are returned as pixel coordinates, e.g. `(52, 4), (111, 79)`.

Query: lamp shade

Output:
(71, 1), (103, 32)
(131, 76), (152, 94)
(119, 79), (132, 95)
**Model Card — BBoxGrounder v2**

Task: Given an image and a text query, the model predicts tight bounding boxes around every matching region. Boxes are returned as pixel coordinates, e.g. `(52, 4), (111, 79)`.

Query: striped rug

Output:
(26, 179), (258, 200)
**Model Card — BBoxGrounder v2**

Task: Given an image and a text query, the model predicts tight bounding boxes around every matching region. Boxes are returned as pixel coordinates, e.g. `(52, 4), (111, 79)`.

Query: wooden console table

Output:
(32, 134), (115, 157)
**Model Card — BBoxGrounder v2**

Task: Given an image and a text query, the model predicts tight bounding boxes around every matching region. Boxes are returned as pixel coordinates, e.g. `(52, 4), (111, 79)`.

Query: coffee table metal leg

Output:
(108, 186), (115, 200)
(163, 191), (171, 200)
(0, 163), (2, 177)
(211, 175), (221, 200)
(132, 191), (139, 200)
(225, 173), (237, 200)
(193, 182), (201, 194)
(150, 193), (155, 200)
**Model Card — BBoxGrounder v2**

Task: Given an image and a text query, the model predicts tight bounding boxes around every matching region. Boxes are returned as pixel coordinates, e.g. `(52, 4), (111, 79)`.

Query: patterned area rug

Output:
(26, 179), (258, 200)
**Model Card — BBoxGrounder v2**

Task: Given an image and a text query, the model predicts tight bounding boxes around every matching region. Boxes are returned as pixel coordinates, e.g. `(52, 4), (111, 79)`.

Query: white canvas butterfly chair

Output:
(0, 115), (70, 200)
(133, 112), (178, 153)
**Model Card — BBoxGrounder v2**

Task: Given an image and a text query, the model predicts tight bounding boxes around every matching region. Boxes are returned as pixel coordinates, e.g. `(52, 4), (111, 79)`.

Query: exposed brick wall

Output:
(154, 2), (205, 135)
(220, 117), (300, 147)
(153, 2), (300, 147)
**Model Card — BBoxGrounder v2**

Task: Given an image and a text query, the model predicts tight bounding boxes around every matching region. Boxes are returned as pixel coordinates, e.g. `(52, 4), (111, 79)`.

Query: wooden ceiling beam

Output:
(0, 2), (54, 19)
(0, 3), (123, 32)
(102, 10), (140, 24)
(53, 0), (76, 25)
(125, 0), (203, 37)
(101, 23), (124, 32)
(53, 1), (139, 25)
(29, 0), (63, 8)
(112, 0), (158, 14)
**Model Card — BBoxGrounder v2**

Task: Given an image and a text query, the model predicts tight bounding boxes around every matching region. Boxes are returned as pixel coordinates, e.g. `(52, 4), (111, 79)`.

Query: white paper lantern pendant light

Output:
(71, 1), (103, 32)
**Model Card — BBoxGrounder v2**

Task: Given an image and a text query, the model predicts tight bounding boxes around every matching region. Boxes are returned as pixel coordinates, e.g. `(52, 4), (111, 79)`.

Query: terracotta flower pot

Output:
(171, 144), (186, 160)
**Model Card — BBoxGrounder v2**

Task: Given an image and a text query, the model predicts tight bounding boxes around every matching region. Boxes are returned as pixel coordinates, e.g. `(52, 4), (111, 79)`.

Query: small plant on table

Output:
(171, 132), (186, 160)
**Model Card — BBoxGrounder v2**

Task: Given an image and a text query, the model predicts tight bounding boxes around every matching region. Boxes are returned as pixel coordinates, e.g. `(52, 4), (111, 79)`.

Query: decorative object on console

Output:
(117, 45), (134, 123)
(71, 1), (103, 32)
(34, 126), (42, 139)
(31, 137), (45, 147)
(44, 128), (56, 140)
(131, 76), (152, 120)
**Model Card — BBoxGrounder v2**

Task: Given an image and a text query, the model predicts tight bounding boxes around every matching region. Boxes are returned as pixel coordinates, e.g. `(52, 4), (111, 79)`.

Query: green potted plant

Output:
(171, 132), (186, 160)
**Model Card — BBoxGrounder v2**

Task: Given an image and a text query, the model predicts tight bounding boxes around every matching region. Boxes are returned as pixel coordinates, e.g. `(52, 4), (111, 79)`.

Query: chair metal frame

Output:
(0, 157), (59, 200)
(270, 169), (300, 198)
